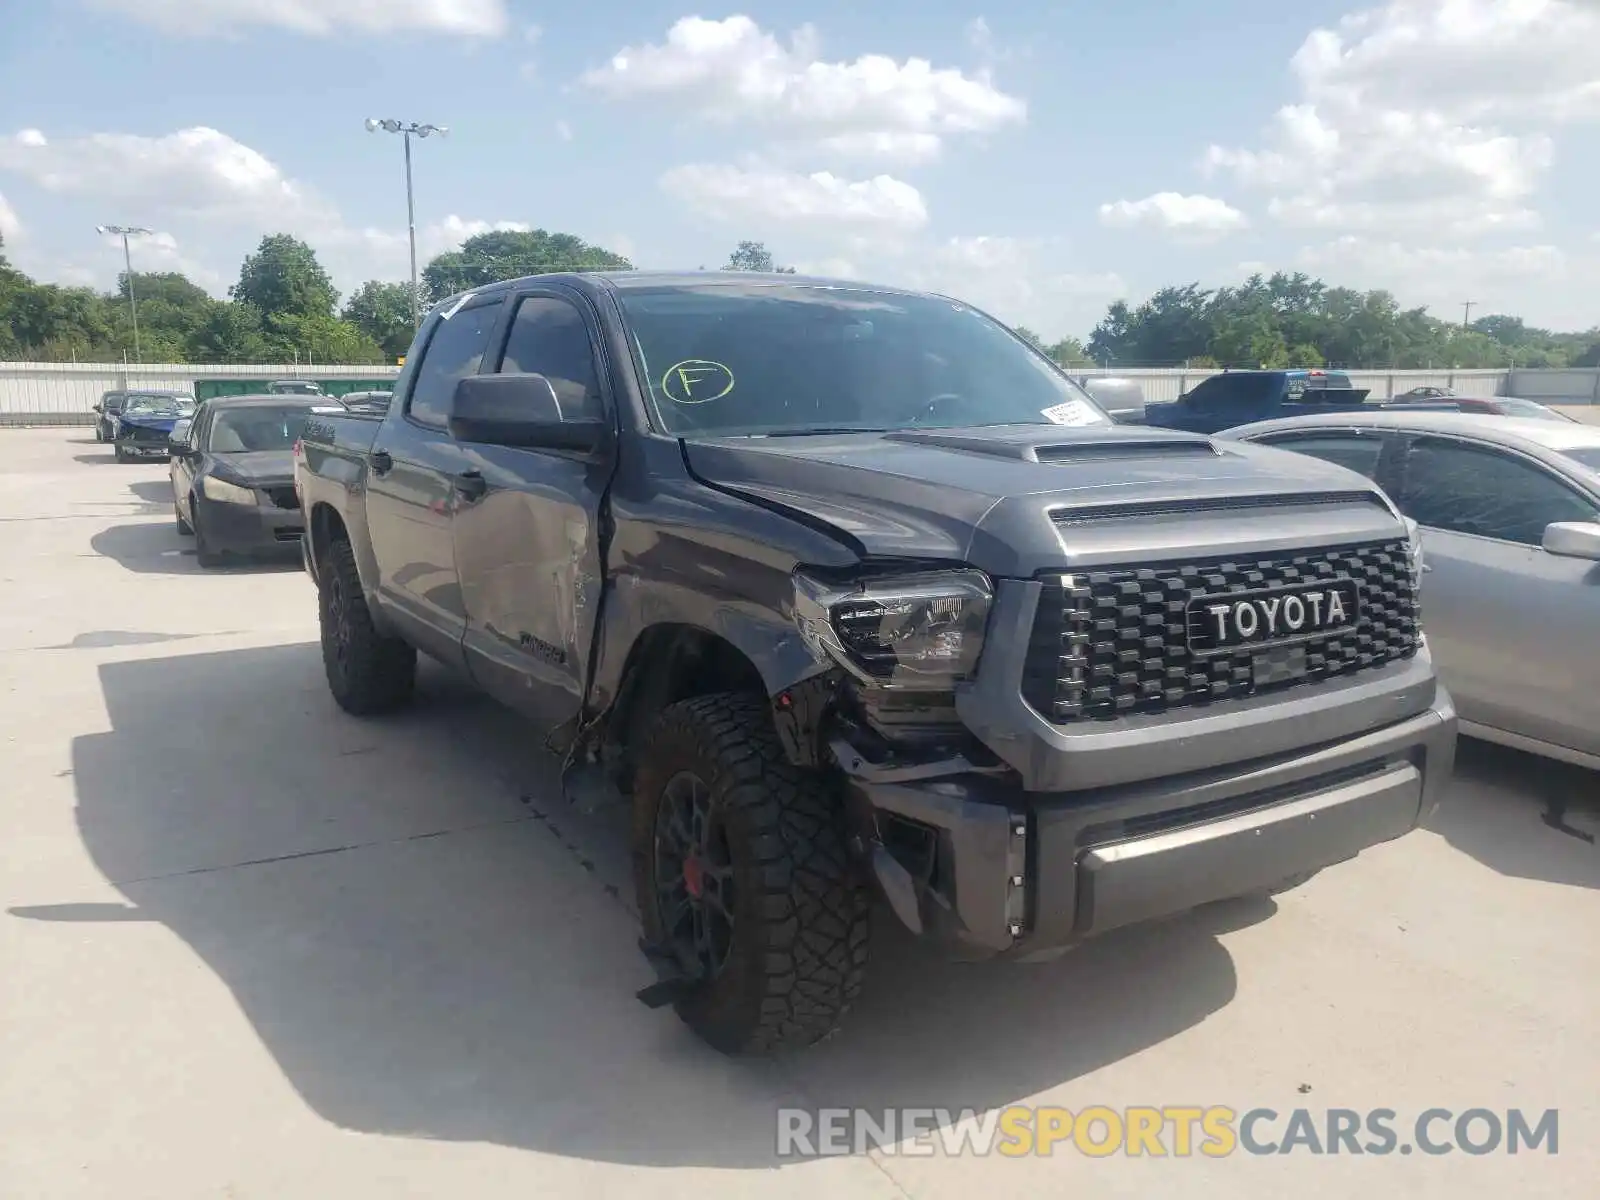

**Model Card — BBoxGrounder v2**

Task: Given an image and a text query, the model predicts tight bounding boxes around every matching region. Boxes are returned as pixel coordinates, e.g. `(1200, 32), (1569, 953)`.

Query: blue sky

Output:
(1, 0), (1596, 342)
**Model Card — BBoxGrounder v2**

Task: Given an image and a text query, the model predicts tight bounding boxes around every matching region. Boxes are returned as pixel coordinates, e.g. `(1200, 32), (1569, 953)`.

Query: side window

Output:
(495, 296), (604, 420)
(1259, 432), (1386, 480)
(1398, 438), (1600, 546)
(1183, 377), (1223, 410)
(405, 299), (504, 428)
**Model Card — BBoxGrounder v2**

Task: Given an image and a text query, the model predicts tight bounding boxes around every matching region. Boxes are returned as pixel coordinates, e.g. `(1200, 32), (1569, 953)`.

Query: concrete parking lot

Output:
(2, 427), (1596, 1199)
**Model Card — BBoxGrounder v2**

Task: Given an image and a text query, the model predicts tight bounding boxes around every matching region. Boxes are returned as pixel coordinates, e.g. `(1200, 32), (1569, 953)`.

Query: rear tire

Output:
(632, 692), (871, 1055)
(318, 536), (416, 715)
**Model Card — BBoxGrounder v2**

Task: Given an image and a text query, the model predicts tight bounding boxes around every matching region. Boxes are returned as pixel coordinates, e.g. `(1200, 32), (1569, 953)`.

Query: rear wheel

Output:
(318, 536), (416, 714)
(632, 692), (870, 1055)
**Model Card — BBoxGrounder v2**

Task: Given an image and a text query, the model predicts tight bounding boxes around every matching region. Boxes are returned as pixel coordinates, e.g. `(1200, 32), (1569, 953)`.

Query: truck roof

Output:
(428, 269), (945, 314)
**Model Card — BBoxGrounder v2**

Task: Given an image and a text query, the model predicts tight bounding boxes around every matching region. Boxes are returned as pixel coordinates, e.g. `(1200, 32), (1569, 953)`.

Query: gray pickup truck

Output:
(292, 271), (1457, 1055)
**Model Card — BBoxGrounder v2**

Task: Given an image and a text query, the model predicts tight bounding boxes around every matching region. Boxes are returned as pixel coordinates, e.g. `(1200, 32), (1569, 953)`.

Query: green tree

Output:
(1045, 335), (1090, 367)
(1012, 325), (1044, 347)
(422, 229), (634, 300)
(184, 301), (273, 363)
(343, 281), (418, 358)
(723, 240), (795, 273)
(232, 234), (338, 321)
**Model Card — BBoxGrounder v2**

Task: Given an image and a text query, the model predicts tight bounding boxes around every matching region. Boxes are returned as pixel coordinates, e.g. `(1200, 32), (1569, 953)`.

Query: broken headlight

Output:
(794, 569), (993, 688)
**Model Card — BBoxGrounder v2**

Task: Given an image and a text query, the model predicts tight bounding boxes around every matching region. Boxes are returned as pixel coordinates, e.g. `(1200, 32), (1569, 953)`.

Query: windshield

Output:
(616, 282), (1110, 437)
(206, 406), (313, 452)
(1561, 447), (1600, 472)
(123, 394), (191, 416)
(272, 382), (321, 394)
(1496, 398), (1570, 421)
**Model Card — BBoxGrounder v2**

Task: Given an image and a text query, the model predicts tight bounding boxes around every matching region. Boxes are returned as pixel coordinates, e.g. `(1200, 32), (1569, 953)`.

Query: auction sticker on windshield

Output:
(1040, 399), (1103, 427)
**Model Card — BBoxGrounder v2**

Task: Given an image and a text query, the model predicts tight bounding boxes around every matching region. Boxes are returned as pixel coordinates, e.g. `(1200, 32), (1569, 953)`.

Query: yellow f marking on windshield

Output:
(662, 359), (735, 405)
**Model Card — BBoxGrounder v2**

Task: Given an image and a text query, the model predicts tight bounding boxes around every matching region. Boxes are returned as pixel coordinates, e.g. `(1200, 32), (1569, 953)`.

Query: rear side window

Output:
(1398, 438), (1600, 545)
(406, 299), (504, 428)
(495, 296), (604, 420)
(1259, 432), (1386, 480)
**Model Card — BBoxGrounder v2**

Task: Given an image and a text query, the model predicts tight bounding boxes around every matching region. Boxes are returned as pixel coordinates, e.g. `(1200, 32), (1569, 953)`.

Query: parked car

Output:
(1142, 369), (1374, 434)
(265, 379), (326, 397)
(294, 270), (1454, 1055)
(1385, 394), (1576, 421)
(1394, 386), (1455, 400)
(92, 390), (129, 442)
(170, 395), (324, 566)
(1218, 409), (1600, 770)
(111, 392), (196, 462)
(1077, 376), (1148, 424)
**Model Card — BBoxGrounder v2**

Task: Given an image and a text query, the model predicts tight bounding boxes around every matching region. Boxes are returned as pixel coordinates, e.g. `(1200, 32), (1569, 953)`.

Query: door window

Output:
(1258, 432), (1386, 480)
(405, 299), (504, 428)
(1397, 438), (1600, 545)
(495, 296), (604, 420)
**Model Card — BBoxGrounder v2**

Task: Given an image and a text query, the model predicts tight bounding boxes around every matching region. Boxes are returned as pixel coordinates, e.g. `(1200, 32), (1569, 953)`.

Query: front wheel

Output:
(318, 537), (416, 715)
(191, 500), (222, 566)
(113, 445), (128, 463)
(632, 693), (871, 1055)
(174, 497), (192, 536)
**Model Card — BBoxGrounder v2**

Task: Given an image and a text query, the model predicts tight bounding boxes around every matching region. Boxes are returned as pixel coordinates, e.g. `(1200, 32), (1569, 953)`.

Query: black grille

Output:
(122, 424), (167, 444)
(262, 485), (300, 510)
(1021, 540), (1420, 723)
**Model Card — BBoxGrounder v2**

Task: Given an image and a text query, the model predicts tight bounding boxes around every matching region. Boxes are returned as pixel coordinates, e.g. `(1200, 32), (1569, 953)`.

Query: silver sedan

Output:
(1218, 409), (1600, 771)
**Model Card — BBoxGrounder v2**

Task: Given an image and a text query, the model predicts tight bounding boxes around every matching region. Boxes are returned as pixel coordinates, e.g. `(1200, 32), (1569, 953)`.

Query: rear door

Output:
(1390, 434), (1600, 755)
(364, 295), (507, 668)
(450, 288), (617, 726)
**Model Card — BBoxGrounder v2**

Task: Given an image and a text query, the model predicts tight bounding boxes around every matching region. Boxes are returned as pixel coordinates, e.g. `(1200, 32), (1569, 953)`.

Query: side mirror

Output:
(447, 374), (609, 455)
(1542, 521), (1600, 560)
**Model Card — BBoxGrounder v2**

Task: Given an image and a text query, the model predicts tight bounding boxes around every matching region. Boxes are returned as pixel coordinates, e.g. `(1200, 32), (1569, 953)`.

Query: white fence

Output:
(0, 361), (402, 425)
(1, 360), (1596, 425)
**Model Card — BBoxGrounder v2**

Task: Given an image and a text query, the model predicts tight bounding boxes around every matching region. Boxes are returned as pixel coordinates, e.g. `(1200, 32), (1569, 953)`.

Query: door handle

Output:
(454, 469), (487, 500)
(367, 449), (393, 474)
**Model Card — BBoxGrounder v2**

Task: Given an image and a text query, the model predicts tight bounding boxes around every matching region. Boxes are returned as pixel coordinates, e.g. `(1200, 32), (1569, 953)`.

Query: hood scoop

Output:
(883, 426), (1221, 463)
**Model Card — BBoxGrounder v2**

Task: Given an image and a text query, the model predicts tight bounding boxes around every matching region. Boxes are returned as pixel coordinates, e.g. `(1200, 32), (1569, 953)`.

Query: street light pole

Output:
(96, 224), (152, 362)
(365, 118), (449, 327)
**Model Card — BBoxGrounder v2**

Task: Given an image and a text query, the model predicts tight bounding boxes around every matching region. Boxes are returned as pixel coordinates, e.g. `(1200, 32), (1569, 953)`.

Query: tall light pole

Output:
(96, 224), (152, 362)
(364, 118), (448, 327)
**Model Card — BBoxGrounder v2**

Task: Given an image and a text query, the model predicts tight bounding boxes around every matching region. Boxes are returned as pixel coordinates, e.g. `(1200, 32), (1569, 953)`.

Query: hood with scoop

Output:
(681, 423), (1403, 577)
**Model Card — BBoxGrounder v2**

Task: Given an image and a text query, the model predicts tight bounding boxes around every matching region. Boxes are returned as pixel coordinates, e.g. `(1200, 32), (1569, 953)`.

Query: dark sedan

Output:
(170, 395), (324, 566)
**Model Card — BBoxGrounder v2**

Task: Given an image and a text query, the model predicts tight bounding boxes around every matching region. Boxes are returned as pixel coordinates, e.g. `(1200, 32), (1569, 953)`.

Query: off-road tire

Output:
(632, 692), (871, 1055)
(175, 501), (192, 536)
(317, 536), (416, 715)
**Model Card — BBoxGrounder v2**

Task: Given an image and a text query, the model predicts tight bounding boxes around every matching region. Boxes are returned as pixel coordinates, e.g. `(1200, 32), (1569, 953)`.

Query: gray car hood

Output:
(682, 424), (1399, 577)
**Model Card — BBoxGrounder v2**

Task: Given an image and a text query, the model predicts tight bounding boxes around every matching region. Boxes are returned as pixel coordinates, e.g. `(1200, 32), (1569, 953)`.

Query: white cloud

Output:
(1295, 235), (1580, 323)
(1204, 0), (1599, 239)
(581, 15), (1025, 162)
(82, 0), (509, 37)
(660, 164), (929, 230)
(1098, 192), (1248, 238)
(865, 235), (1127, 340)
(0, 126), (332, 227)
(0, 191), (20, 242)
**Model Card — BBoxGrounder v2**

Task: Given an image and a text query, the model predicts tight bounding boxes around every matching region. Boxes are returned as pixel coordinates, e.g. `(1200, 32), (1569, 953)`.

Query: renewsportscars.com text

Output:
(776, 1106), (1560, 1158)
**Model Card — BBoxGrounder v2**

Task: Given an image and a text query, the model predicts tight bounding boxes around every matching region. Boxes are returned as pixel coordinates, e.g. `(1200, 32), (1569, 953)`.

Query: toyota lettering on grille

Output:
(1187, 580), (1361, 653)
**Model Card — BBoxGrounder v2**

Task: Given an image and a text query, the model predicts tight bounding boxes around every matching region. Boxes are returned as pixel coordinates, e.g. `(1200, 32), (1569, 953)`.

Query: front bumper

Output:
(845, 692), (1455, 960)
(194, 492), (304, 556)
(115, 435), (172, 458)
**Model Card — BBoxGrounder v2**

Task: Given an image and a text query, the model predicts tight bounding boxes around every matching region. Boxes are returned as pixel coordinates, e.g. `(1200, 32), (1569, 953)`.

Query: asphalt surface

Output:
(2, 427), (1596, 1199)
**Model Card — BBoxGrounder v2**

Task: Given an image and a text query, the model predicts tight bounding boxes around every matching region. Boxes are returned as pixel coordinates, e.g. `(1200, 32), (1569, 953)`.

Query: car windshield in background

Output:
(1561, 446), (1600, 473)
(208, 407), (313, 452)
(1496, 398), (1569, 421)
(616, 282), (1110, 437)
(123, 395), (190, 416)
